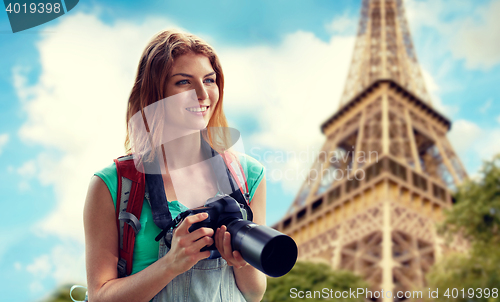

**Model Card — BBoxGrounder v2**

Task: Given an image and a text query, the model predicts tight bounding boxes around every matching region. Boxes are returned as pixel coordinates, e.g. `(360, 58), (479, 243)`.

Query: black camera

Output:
(184, 195), (298, 277)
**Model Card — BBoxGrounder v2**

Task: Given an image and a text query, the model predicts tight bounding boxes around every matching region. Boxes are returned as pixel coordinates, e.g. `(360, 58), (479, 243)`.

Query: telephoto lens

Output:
(227, 220), (298, 278)
(188, 195), (298, 277)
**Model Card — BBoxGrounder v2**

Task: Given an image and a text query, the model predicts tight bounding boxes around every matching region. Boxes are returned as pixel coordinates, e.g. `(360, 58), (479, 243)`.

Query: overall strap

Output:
(114, 155), (146, 277)
(207, 147), (253, 222)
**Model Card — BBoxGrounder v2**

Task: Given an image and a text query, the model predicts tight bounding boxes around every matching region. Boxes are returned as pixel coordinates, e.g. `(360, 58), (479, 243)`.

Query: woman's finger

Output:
(175, 213), (208, 235)
(218, 226), (230, 257)
(189, 235), (214, 253)
(232, 250), (243, 262)
(222, 228), (232, 257)
(215, 228), (222, 252)
(232, 251), (247, 266)
(215, 226), (248, 268)
(185, 227), (214, 243)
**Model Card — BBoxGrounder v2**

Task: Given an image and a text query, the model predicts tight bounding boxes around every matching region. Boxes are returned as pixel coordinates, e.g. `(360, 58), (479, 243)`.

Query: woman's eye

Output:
(176, 79), (189, 85)
(204, 78), (215, 84)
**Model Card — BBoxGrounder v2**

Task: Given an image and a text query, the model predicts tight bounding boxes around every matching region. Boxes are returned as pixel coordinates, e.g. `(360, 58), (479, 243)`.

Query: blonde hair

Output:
(124, 30), (229, 158)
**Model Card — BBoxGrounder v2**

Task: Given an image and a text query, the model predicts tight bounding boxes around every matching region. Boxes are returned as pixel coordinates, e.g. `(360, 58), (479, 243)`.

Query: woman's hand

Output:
(215, 225), (248, 269)
(164, 213), (214, 275)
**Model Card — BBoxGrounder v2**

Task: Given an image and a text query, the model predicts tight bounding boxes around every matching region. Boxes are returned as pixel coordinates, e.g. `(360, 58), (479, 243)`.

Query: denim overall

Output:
(152, 237), (247, 302)
(146, 139), (250, 302)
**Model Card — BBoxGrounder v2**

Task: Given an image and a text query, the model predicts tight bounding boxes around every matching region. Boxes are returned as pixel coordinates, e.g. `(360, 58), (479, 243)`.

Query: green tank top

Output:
(94, 153), (265, 275)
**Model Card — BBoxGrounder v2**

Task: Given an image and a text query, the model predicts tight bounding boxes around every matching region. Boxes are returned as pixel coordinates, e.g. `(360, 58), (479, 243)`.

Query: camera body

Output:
(183, 195), (298, 277)
(187, 195), (248, 251)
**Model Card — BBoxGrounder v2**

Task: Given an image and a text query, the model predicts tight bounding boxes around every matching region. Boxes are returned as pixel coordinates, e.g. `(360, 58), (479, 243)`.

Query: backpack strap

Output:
(114, 155), (146, 277)
(221, 151), (250, 204)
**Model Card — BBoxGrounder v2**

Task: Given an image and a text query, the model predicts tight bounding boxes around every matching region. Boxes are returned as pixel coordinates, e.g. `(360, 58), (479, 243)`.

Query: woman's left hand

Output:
(215, 225), (248, 269)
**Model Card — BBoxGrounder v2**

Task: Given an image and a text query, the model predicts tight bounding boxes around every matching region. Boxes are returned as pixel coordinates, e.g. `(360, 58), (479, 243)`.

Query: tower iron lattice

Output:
(273, 1), (467, 301)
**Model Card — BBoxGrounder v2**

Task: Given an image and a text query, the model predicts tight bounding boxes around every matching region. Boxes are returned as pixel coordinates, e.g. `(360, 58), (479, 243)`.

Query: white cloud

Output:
(478, 128), (500, 160)
(448, 119), (483, 156)
(14, 262), (22, 271)
(406, 0), (500, 70)
(17, 160), (36, 178)
(29, 280), (45, 293)
(24, 244), (86, 293)
(449, 119), (500, 169)
(0, 227), (25, 265)
(223, 31), (355, 150)
(405, 0), (444, 29)
(17, 160), (37, 191)
(18, 181), (31, 192)
(220, 31), (355, 191)
(479, 99), (493, 114)
(451, 1), (500, 70)
(50, 244), (86, 284)
(26, 254), (52, 279)
(420, 67), (457, 117)
(15, 13), (178, 241)
(325, 13), (358, 36)
(0, 133), (9, 155)
(497, 115), (500, 124)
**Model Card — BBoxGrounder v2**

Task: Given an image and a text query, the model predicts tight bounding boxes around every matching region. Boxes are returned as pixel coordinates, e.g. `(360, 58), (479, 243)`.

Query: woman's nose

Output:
(195, 83), (209, 101)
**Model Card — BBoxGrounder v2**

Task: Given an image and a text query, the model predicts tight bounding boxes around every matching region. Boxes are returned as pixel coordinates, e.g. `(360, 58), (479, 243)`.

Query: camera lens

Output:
(227, 220), (297, 277)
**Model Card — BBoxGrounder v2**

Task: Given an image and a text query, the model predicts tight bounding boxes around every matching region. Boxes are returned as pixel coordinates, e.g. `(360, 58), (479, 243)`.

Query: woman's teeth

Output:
(186, 106), (208, 112)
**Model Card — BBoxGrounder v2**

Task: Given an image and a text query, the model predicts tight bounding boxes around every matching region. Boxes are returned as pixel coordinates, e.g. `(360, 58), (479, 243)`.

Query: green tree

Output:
(440, 155), (500, 245)
(263, 261), (368, 302)
(417, 155), (500, 302)
(43, 284), (87, 302)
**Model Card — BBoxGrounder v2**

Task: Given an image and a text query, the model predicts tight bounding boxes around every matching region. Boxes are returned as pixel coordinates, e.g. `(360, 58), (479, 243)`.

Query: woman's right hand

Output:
(163, 212), (214, 275)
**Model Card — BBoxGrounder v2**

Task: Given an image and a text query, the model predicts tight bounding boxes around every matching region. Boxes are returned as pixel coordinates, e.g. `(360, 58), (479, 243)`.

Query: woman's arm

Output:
(215, 176), (267, 302)
(84, 176), (213, 302)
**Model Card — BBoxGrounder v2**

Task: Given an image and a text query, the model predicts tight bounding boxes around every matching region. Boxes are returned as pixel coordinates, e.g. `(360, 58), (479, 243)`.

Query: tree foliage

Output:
(416, 155), (500, 302)
(263, 261), (368, 302)
(43, 284), (86, 302)
(440, 155), (500, 246)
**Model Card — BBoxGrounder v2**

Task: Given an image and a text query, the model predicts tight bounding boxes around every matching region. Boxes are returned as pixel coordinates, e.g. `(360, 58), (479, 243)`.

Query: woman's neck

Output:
(161, 130), (204, 171)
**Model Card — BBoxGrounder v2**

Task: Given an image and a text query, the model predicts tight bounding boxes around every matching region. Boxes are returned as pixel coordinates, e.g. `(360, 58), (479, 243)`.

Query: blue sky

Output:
(1, 0), (499, 301)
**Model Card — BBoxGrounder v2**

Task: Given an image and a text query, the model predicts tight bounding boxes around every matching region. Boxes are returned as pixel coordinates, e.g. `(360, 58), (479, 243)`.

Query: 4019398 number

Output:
(5, 2), (61, 14)
(443, 288), (498, 299)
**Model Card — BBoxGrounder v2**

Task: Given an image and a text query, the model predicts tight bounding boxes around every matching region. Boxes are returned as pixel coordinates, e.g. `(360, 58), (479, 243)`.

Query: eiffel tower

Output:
(273, 0), (468, 301)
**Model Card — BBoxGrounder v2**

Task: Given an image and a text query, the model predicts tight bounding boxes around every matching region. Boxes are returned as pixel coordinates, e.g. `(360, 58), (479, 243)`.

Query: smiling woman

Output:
(162, 53), (220, 134)
(125, 31), (227, 154)
(83, 30), (267, 302)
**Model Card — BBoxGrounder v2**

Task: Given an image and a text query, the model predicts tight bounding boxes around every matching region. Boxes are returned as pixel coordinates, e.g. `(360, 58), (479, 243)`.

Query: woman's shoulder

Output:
(94, 161), (118, 205)
(94, 161), (118, 184)
(234, 152), (265, 201)
(95, 161), (117, 176)
(236, 152), (265, 178)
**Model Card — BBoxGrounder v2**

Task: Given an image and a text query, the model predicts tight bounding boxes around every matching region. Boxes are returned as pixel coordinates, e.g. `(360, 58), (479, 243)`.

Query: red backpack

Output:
(114, 152), (249, 277)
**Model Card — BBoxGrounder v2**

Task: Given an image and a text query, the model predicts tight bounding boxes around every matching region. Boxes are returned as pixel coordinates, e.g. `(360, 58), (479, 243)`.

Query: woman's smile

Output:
(185, 105), (210, 116)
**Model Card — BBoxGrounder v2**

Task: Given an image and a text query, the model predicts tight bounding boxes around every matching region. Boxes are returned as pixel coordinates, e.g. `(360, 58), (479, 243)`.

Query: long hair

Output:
(124, 30), (229, 159)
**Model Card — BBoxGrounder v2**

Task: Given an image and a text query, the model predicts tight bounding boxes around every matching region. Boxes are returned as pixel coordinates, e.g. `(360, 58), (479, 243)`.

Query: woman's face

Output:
(163, 52), (219, 131)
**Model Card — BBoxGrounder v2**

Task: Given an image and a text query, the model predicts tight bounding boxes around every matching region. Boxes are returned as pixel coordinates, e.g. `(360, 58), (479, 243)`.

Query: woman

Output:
(84, 30), (267, 302)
